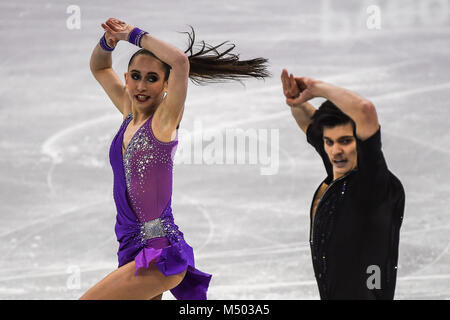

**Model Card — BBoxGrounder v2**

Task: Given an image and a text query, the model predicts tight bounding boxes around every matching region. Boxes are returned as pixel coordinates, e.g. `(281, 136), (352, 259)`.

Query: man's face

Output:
(323, 122), (358, 180)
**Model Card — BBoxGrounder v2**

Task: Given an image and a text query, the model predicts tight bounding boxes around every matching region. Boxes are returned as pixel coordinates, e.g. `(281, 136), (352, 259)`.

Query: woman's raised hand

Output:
(101, 18), (135, 43)
(281, 69), (318, 107)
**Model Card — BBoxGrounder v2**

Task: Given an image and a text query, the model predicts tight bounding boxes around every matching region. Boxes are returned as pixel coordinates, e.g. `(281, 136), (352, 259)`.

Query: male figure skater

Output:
(281, 70), (405, 299)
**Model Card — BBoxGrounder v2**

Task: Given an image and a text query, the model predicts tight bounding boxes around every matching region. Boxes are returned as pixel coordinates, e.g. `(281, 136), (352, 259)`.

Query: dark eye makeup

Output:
(146, 75), (159, 82)
(130, 70), (159, 83)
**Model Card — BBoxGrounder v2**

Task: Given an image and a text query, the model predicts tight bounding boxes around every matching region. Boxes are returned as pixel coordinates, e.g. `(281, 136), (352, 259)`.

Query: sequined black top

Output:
(306, 125), (405, 299)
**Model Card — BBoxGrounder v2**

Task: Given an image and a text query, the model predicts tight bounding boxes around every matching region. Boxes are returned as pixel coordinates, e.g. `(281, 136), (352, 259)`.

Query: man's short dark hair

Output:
(311, 100), (356, 136)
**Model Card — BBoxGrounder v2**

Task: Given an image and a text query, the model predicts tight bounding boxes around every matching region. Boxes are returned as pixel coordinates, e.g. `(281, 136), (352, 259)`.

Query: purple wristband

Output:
(99, 33), (115, 52)
(127, 27), (148, 47)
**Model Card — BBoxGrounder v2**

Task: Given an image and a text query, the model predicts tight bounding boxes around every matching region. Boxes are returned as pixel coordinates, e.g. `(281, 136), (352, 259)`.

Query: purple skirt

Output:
(115, 202), (212, 300)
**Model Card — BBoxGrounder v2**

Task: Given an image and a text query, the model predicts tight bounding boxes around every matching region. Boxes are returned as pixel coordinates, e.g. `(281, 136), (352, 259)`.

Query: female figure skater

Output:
(80, 18), (269, 300)
(281, 70), (404, 299)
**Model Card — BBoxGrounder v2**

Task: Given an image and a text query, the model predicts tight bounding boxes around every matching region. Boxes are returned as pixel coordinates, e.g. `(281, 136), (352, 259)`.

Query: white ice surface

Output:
(0, 0), (449, 299)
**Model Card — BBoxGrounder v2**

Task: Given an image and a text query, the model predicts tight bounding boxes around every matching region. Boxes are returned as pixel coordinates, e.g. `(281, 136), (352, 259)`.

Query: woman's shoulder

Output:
(122, 109), (133, 122)
(148, 113), (178, 145)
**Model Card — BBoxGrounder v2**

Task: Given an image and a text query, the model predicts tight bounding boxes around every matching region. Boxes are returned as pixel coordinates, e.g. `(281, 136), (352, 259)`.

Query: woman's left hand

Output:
(101, 18), (135, 42)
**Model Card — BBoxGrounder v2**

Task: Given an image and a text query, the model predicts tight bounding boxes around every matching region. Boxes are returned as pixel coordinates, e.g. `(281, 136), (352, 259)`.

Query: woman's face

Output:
(125, 54), (168, 111)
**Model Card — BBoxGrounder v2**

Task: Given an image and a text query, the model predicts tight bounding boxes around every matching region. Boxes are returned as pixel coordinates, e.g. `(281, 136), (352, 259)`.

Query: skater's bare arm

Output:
(291, 76), (379, 141)
(89, 34), (128, 114)
(281, 69), (316, 133)
(101, 18), (188, 135)
(314, 81), (379, 140)
(290, 102), (316, 133)
(140, 34), (189, 132)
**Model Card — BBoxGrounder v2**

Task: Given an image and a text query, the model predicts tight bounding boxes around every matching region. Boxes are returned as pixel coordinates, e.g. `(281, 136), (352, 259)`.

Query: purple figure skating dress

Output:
(109, 112), (211, 300)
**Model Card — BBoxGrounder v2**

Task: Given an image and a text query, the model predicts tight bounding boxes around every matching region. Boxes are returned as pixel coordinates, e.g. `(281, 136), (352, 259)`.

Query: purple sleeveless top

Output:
(109, 112), (211, 300)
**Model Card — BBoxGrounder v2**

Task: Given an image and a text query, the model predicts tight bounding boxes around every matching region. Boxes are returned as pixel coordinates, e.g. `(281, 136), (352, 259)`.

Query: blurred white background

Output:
(0, 0), (449, 299)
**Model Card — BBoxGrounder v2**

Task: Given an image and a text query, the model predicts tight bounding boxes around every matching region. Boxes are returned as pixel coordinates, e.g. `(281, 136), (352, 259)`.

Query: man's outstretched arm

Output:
(283, 71), (379, 141)
(281, 69), (316, 134)
(313, 81), (379, 141)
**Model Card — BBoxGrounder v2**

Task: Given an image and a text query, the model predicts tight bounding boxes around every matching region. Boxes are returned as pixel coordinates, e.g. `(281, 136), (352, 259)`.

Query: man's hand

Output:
(281, 69), (300, 105)
(281, 69), (319, 107)
(281, 69), (317, 133)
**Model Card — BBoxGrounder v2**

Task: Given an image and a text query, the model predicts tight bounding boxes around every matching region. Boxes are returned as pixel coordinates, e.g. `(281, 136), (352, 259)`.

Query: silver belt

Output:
(139, 218), (166, 241)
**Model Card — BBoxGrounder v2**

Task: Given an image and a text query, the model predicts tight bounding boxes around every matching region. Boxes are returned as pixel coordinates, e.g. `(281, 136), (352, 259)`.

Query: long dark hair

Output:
(128, 27), (270, 84)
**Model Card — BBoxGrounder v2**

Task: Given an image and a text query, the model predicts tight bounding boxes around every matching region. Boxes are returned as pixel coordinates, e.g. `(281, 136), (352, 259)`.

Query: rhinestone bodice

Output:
(122, 113), (178, 222)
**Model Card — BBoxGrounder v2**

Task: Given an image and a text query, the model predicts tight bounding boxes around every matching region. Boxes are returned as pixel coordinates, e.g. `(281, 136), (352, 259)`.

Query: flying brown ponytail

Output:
(128, 27), (270, 84)
(182, 27), (271, 84)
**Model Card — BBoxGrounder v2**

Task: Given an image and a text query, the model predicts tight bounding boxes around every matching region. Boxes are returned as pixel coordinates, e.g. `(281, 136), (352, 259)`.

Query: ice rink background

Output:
(0, 0), (449, 299)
